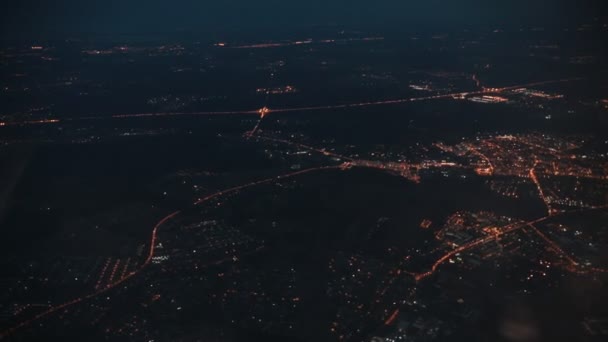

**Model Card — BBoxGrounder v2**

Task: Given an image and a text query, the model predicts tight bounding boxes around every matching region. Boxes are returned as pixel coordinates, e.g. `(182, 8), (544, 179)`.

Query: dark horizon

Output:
(2, 0), (607, 39)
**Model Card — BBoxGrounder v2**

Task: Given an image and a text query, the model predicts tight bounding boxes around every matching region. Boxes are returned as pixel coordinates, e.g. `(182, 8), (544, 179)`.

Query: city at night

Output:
(1, 1), (607, 341)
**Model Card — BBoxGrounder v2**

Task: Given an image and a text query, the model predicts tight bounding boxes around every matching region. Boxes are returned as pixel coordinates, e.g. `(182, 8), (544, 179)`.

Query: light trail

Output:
(0, 165), (342, 339)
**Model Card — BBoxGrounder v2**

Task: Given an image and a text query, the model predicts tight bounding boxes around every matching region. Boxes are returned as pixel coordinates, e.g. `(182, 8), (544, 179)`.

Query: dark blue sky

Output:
(1, 0), (606, 38)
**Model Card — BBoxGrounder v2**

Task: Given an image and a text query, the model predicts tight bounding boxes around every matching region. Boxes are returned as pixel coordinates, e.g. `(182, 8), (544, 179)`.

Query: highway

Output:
(0, 76), (597, 339)
(0, 78), (583, 128)
(529, 160), (554, 216)
(1, 156), (605, 338)
(0, 165), (341, 339)
(411, 205), (608, 282)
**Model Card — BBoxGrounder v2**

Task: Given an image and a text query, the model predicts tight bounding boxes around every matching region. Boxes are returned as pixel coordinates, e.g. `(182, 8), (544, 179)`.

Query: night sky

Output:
(1, 0), (607, 38)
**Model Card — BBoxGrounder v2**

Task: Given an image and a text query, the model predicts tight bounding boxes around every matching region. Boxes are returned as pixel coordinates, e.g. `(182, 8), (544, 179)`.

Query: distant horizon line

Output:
(1, 21), (606, 42)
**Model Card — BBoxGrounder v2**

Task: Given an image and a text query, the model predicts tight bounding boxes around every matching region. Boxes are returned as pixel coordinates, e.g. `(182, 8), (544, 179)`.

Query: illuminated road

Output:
(464, 143), (495, 175)
(413, 221), (528, 282)
(0, 165), (341, 339)
(256, 134), (468, 183)
(0, 78), (583, 128)
(263, 78), (582, 115)
(1, 158), (605, 338)
(0, 76), (597, 339)
(529, 161), (554, 215)
(527, 222), (608, 274)
(472, 74), (482, 89)
(244, 107), (270, 138)
(0, 209), (181, 340)
(254, 135), (353, 161)
(411, 205), (608, 282)
(226, 37), (384, 49)
(527, 223), (579, 267)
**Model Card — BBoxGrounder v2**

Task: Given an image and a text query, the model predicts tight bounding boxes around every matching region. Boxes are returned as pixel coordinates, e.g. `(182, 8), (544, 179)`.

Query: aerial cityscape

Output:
(1, 1), (607, 341)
